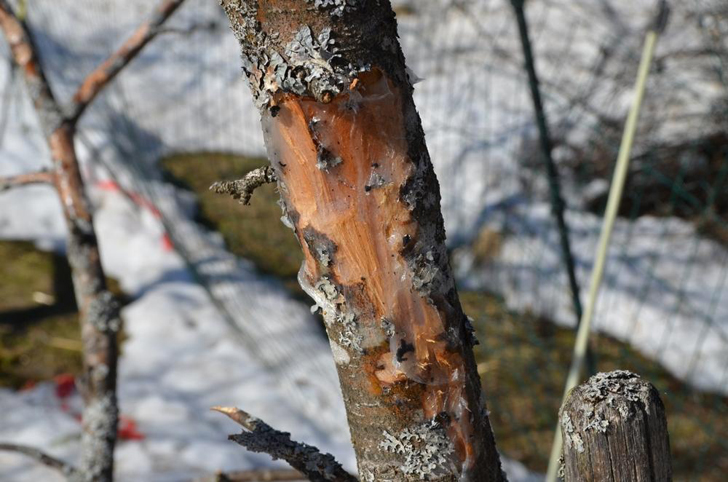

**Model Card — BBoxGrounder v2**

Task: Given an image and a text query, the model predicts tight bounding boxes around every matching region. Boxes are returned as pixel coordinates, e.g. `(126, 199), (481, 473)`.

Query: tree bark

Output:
(559, 371), (672, 481)
(220, 2), (504, 481)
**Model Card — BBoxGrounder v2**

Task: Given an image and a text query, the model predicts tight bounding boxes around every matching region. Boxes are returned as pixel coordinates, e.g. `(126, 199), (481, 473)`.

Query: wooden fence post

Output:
(559, 370), (672, 481)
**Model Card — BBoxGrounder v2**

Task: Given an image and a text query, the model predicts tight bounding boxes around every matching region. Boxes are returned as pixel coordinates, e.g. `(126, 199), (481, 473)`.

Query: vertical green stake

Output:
(510, 0), (587, 365)
(545, 3), (669, 481)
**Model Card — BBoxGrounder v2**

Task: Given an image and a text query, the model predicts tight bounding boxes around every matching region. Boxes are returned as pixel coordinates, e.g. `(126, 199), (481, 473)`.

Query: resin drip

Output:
(264, 70), (477, 470)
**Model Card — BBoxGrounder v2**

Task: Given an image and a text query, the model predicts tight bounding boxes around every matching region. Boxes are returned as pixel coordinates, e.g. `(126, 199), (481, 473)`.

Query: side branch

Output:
(211, 407), (356, 482)
(0, 169), (54, 191)
(210, 166), (277, 205)
(0, 443), (78, 478)
(68, 0), (187, 123)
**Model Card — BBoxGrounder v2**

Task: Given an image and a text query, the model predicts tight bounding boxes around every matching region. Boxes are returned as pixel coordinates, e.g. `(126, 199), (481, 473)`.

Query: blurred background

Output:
(0, 0), (726, 480)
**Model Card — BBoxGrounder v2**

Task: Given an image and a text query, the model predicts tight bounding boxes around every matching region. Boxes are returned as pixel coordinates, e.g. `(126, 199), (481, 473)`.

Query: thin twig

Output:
(210, 166), (277, 205)
(67, 0), (187, 124)
(0, 169), (54, 191)
(211, 407), (357, 482)
(156, 20), (220, 37)
(0, 443), (78, 478)
(193, 468), (306, 482)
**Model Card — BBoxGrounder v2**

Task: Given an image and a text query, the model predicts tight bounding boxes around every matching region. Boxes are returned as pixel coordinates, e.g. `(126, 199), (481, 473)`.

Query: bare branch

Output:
(211, 407), (357, 482)
(0, 169), (54, 192)
(210, 166), (277, 205)
(0, 443), (78, 478)
(67, 0), (187, 124)
(0, 0), (64, 136)
(193, 468), (306, 482)
(155, 20), (220, 37)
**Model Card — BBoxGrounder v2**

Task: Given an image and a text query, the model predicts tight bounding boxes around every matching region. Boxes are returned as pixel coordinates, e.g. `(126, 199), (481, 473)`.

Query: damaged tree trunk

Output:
(221, 2), (504, 480)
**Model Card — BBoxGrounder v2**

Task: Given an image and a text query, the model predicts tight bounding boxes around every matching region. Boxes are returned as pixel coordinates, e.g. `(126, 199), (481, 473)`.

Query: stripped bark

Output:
(0, 1), (184, 480)
(212, 407), (356, 482)
(559, 371), (672, 481)
(220, 2), (504, 480)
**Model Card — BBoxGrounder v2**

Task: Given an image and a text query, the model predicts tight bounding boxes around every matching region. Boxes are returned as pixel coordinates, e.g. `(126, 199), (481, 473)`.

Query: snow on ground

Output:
(455, 203), (728, 394)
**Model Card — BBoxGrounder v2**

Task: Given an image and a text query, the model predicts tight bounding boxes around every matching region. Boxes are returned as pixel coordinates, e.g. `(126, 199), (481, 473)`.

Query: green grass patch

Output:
(0, 240), (126, 388)
(161, 153), (305, 298)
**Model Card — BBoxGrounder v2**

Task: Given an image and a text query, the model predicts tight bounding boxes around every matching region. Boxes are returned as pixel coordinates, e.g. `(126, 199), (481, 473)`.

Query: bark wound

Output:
(265, 70), (483, 479)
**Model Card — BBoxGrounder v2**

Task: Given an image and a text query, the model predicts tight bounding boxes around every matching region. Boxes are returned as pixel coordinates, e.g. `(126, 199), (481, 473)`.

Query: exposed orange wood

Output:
(266, 69), (477, 467)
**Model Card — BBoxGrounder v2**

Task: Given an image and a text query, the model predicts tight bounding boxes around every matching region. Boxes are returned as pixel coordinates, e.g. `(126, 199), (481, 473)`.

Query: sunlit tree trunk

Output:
(221, 2), (504, 480)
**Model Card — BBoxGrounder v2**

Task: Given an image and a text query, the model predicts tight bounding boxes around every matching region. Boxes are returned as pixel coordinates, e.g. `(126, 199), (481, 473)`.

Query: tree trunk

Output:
(0, 5), (119, 480)
(559, 371), (672, 481)
(220, 2), (504, 481)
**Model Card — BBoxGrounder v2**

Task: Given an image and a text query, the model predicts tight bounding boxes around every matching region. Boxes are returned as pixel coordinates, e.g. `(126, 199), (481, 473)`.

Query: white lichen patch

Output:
(315, 276), (342, 302)
(379, 420), (456, 479)
(86, 290), (121, 333)
(409, 249), (442, 295)
(307, 0), (359, 17)
(360, 470), (375, 482)
(300, 269), (365, 351)
(380, 317), (395, 338)
(316, 148), (343, 171)
(79, 393), (118, 479)
(337, 311), (363, 351)
(584, 417), (609, 433)
(329, 339), (351, 365)
(222, 1), (367, 109)
(561, 412), (585, 454)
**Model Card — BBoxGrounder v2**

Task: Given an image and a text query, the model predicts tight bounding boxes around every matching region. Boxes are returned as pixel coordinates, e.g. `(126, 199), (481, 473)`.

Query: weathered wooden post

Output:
(559, 370), (672, 481)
